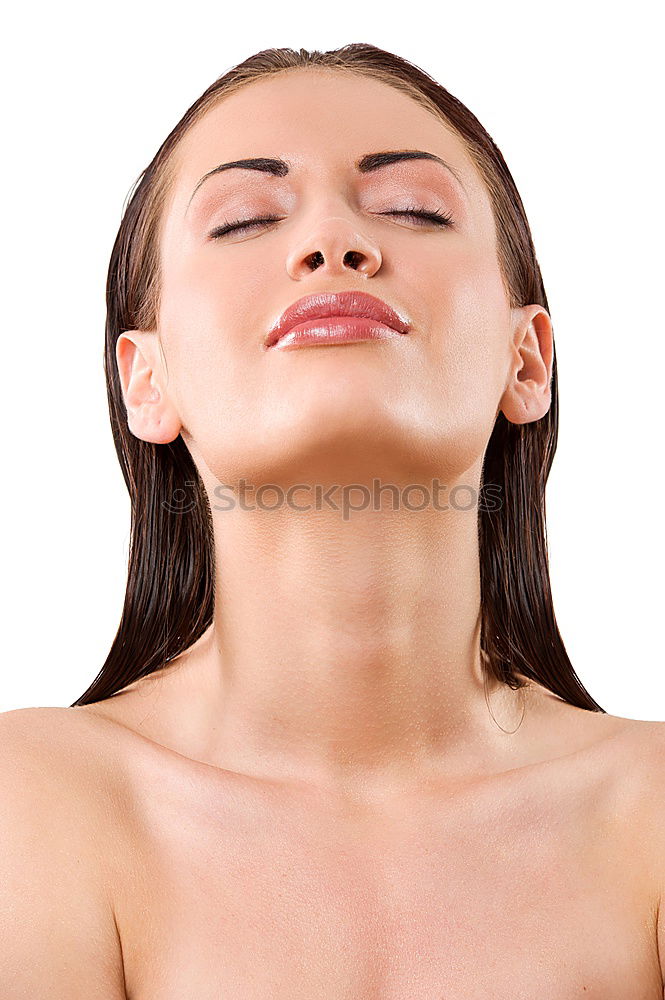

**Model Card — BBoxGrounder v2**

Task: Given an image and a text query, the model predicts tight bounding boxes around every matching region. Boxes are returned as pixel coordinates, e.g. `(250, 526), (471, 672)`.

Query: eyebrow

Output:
(186, 149), (466, 211)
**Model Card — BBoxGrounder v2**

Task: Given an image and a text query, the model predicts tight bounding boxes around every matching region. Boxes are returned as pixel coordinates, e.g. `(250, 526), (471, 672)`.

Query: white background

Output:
(1, 0), (662, 717)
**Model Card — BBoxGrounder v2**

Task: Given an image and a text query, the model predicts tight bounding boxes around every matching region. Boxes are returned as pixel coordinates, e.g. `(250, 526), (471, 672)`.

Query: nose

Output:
(285, 215), (382, 280)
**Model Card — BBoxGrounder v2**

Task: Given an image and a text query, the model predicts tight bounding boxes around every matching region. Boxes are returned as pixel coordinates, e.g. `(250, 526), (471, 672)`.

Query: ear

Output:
(115, 331), (182, 444)
(499, 305), (554, 425)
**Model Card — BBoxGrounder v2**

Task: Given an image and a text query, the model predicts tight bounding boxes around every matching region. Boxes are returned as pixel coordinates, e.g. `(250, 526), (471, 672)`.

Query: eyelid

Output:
(208, 206), (454, 240)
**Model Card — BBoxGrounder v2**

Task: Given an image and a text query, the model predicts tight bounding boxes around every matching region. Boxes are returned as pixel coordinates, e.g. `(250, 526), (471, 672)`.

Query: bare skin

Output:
(116, 66), (559, 806)
(16, 687), (665, 999)
(3, 67), (663, 996)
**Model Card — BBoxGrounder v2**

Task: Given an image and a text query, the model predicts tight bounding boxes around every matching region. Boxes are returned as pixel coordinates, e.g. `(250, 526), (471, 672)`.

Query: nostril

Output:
(344, 250), (364, 269)
(306, 251), (324, 270)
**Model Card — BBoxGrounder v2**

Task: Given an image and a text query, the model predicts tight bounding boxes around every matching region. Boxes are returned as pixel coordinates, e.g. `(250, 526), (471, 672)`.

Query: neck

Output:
(168, 457), (530, 801)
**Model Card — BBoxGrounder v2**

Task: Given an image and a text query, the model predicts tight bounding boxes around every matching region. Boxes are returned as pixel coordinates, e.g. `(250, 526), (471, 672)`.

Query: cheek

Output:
(406, 241), (512, 390)
(162, 243), (276, 344)
(397, 243), (513, 477)
(163, 250), (238, 328)
(157, 252), (265, 431)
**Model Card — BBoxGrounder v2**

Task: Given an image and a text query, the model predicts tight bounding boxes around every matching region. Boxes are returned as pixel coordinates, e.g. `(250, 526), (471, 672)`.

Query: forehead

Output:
(169, 68), (486, 207)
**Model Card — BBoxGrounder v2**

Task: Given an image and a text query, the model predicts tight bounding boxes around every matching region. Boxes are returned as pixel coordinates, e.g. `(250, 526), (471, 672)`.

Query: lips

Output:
(265, 291), (411, 349)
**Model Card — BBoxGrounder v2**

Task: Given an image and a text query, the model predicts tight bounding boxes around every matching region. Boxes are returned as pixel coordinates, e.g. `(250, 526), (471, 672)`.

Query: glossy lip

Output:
(265, 291), (411, 349)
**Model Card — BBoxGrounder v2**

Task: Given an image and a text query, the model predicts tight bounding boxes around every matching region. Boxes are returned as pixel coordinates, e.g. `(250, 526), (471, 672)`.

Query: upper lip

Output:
(265, 291), (411, 348)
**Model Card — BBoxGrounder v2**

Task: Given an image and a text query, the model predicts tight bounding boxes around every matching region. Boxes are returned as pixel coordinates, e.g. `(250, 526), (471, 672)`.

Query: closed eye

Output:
(209, 216), (283, 239)
(382, 207), (454, 227)
(209, 207), (454, 240)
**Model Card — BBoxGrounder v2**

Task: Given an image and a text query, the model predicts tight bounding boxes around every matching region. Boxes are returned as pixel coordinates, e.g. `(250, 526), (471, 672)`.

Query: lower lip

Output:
(270, 317), (404, 350)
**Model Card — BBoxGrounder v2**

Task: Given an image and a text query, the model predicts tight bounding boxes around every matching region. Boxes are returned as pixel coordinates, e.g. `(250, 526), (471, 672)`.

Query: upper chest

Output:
(108, 738), (663, 1000)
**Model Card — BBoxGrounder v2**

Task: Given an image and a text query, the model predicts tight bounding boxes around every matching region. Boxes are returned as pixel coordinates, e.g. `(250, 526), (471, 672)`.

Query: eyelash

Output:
(209, 206), (454, 239)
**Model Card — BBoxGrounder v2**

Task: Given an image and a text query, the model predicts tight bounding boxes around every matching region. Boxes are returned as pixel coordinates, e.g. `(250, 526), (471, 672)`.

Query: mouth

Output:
(265, 291), (411, 350)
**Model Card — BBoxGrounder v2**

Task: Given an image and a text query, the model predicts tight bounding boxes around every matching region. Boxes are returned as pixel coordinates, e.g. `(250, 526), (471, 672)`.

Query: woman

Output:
(2, 43), (664, 998)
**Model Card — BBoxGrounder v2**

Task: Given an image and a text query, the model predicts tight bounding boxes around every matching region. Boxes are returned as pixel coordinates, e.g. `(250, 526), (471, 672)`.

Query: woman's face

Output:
(133, 68), (548, 490)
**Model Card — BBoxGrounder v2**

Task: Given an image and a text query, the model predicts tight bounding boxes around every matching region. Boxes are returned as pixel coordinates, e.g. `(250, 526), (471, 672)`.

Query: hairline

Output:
(145, 65), (507, 330)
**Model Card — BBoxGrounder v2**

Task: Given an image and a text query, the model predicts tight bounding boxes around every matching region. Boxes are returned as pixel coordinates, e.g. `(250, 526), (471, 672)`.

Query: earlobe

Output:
(499, 306), (554, 425)
(115, 331), (182, 444)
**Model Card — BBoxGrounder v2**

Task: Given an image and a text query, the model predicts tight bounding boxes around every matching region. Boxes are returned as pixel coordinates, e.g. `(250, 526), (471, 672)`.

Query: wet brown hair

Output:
(71, 43), (605, 712)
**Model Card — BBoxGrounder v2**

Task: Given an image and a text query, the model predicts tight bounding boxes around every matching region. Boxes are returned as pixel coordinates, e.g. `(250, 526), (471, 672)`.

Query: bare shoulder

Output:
(603, 713), (665, 764)
(0, 704), (139, 850)
(0, 707), (128, 998)
(619, 716), (665, 803)
(615, 717), (665, 993)
(0, 704), (134, 808)
(541, 709), (664, 991)
(630, 718), (665, 866)
(643, 721), (665, 993)
(595, 714), (665, 810)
